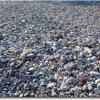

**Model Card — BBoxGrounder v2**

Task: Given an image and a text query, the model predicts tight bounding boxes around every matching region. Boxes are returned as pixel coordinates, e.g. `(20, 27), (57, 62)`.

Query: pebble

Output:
(87, 84), (92, 90)
(23, 92), (29, 97)
(70, 86), (79, 92)
(0, 69), (3, 73)
(90, 71), (100, 78)
(0, 35), (4, 40)
(95, 83), (100, 94)
(94, 66), (100, 72)
(51, 89), (57, 96)
(91, 56), (96, 61)
(60, 82), (67, 90)
(29, 67), (34, 71)
(20, 48), (33, 59)
(38, 72), (44, 75)
(84, 47), (92, 54)
(59, 92), (65, 96)
(61, 77), (77, 89)
(10, 62), (15, 67)
(47, 83), (55, 88)
(24, 53), (34, 61)
(95, 79), (100, 84)
(64, 62), (76, 71)
(19, 94), (23, 97)
(40, 81), (46, 86)
(74, 46), (80, 51)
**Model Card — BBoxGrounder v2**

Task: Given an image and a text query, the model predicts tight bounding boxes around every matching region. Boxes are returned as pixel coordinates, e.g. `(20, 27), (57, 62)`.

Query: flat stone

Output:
(91, 56), (96, 61)
(0, 69), (3, 73)
(95, 79), (100, 84)
(29, 67), (34, 71)
(47, 83), (55, 88)
(59, 92), (65, 96)
(65, 77), (77, 86)
(95, 83), (100, 94)
(90, 71), (100, 78)
(87, 84), (92, 90)
(38, 71), (44, 75)
(19, 94), (23, 97)
(64, 62), (76, 71)
(60, 82), (67, 90)
(51, 90), (57, 96)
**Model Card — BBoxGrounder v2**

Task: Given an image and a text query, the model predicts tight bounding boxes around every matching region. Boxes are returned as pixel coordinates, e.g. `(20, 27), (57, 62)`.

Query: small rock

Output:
(89, 93), (93, 96)
(0, 69), (3, 73)
(47, 83), (55, 88)
(24, 53), (35, 61)
(14, 48), (22, 55)
(64, 62), (76, 71)
(21, 19), (26, 23)
(70, 86), (79, 92)
(94, 66), (100, 72)
(87, 84), (92, 90)
(61, 77), (77, 89)
(23, 92), (29, 96)
(95, 83), (100, 94)
(29, 67), (34, 71)
(38, 71), (44, 75)
(19, 94), (23, 97)
(96, 51), (100, 56)
(10, 62), (15, 67)
(79, 51), (84, 57)
(66, 77), (77, 87)
(91, 56), (96, 61)
(90, 71), (100, 78)
(0, 34), (4, 40)
(79, 58), (88, 65)
(84, 47), (92, 54)
(59, 92), (65, 96)
(20, 48), (33, 59)
(54, 73), (63, 80)
(60, 82), (67, 90)
(95, 79), (100, 84)
(40, 81), (46, 86)
(74, 46), (80, 51)
(51, 89), (57, 96)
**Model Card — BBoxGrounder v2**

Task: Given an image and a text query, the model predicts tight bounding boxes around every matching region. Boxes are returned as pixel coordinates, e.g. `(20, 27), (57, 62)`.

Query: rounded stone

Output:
(95, 83), (100, 94)
(64, 62), (76, 71)
(19, 94), (23, 97)
(95, 79), (100, 84)
(63, 77), (77, 88)
(90, 71), (100, 78)
(47, 83), (55, 88)
(87, 84), (92, 90)
(29, 67), (34, 71)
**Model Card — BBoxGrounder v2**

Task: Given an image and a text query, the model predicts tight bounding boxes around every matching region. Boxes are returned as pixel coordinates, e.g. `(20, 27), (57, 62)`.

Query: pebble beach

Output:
(0, 1), (100, 97)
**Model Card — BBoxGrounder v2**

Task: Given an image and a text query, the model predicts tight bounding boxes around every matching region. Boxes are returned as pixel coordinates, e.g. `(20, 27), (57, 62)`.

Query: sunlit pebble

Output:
(21, 19), (26, 23)
(29, 67), (34, 71)
(20, 48), (33, 58)
(84, 47), (92, 54)
(95, 79), (100, 84)
(90, 71), (100, 76)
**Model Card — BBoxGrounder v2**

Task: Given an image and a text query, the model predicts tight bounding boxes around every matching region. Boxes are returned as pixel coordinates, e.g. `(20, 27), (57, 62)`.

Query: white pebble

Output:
(29, 67), (34, 71)
(47, 83), (55, 88)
